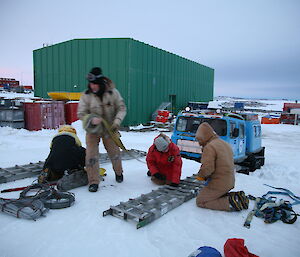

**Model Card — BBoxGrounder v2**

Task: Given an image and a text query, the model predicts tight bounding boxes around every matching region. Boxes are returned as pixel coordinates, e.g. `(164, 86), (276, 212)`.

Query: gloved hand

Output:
(91, 117), (102, 125)
(153, 173), (166, 181)
(38, 168), (50, 184)
(111, 119), (121, 132)
(196, 176), (206, 181)
(170, 183), (179, 187)
(167, 155), (175, 162)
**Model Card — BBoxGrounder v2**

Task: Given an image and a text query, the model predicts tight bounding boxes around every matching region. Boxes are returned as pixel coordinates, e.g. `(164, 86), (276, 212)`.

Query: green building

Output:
(33, 38), (214, 126)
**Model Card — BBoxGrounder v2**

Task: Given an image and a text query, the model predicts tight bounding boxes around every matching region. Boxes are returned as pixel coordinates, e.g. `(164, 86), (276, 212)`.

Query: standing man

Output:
(195, 122), (249, 211)
(146, 133), (182, 187)
(77, 67), (127, 192)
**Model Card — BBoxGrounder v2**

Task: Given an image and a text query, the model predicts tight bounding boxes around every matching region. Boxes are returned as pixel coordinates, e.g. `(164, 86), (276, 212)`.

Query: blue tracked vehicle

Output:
(171, 111), (265, 174)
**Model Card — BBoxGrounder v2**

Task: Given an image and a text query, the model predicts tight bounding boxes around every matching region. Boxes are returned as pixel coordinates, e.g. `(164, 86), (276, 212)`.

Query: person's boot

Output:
(88, 184), (99, 192)
(236, 191), (249, 209)
(115, 173), (123, 183)
(228, 192), (243, 211)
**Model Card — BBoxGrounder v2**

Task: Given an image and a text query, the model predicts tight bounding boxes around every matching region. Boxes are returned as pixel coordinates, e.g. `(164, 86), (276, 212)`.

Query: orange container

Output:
(261, 117), (280, 124)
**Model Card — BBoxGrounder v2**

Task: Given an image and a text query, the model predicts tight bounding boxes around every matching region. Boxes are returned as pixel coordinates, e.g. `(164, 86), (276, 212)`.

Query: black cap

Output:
(86, 67), (103, 83)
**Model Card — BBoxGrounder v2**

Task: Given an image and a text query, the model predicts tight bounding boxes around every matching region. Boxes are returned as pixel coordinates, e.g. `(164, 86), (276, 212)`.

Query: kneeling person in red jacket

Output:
(146, 133), (182, 187)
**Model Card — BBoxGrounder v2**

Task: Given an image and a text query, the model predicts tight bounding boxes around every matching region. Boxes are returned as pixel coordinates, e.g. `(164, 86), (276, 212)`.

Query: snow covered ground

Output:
(0, 121), (300, 257)
(208, 96), (298, 112)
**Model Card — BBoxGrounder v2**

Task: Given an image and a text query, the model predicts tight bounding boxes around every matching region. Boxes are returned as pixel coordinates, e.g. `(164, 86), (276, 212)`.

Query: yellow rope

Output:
(101, 119), (146, 164)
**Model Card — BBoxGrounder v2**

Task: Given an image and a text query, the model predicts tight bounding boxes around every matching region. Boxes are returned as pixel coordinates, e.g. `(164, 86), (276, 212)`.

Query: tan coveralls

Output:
(77, 81), (127, 185)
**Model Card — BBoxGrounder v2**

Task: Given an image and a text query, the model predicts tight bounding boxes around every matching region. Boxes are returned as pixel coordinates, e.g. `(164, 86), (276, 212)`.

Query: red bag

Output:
(224, 238), (259, 257)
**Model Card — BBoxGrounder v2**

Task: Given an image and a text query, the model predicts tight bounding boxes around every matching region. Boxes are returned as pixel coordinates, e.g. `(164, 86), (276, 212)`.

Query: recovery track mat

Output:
(0, 149), (146, 184)
(103, 174), (206, 229)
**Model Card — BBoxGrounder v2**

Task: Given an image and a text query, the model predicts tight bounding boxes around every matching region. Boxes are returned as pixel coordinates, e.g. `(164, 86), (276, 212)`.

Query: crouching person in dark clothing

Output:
(146, 133), (182, 187)
(38, 125), (86, 183)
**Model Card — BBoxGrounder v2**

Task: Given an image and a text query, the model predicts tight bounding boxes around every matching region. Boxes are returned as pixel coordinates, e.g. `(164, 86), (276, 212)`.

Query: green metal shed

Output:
(33, 38), (214, 126)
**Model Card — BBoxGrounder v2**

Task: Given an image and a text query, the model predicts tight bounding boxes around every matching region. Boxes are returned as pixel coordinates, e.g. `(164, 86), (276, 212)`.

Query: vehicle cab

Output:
(171, 111), (248, 163)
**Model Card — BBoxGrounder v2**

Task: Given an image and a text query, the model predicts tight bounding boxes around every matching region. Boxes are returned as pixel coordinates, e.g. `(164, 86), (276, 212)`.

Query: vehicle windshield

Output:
(176, 117), (227, 136)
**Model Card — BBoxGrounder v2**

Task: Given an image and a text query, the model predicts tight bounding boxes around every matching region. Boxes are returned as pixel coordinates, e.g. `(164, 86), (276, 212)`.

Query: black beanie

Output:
(86, 67), (104, 84)
(90, 67), (102, 76)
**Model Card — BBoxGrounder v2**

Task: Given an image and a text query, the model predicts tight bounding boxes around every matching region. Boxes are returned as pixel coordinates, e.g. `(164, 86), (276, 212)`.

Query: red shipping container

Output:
(157, 110), (170, 117)
(52, 101), (65, 128)
(283, 103), (300, 112)
(24, 103), (42, 131)
(280, 113), (299, 125)
(65, 102), (79, 124)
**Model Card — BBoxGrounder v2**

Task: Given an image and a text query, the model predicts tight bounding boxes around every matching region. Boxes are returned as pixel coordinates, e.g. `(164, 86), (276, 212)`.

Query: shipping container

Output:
(261, 115), (280, 124)
(33, 38), (214, 126)
(283, 103), (300, 113)
(280, 113), (300, 125)
(0, 121), (24, 129)
(0, 109), (24, 122)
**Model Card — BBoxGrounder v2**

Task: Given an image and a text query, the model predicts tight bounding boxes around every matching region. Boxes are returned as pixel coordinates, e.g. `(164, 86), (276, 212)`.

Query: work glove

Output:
(111, 119), (121, 132)
(196, 176), (205, 181)
(167, 155), (175, 162)
(38, 168), (50, 184)
(153, 173), (166, 181)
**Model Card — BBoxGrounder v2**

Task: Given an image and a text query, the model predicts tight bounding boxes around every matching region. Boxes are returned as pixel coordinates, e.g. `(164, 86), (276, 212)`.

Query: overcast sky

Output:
(1, 0), (299, 99)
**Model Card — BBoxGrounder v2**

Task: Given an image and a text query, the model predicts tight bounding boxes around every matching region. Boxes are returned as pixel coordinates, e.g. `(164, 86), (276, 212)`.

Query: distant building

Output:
(0, 78), (20, 88)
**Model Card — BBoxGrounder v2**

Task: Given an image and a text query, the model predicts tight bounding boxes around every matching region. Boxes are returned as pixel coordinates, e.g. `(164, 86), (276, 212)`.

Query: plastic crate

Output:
(0, 109), (24, 121)
(0, 121), (24, 129)
(157, 110), (170, 117)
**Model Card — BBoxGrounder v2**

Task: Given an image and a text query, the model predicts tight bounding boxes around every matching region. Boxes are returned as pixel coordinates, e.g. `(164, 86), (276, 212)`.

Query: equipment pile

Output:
(244, 184), (300, 228)
(0, 183), (75, 220)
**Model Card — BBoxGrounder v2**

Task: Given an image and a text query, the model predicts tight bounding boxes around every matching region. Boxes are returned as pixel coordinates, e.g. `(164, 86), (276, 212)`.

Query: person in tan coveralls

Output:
(77, 67), (127, 192)
(195, 122), (249, 211)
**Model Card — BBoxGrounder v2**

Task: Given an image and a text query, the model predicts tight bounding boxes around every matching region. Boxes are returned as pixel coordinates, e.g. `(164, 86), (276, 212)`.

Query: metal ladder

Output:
(103, 174), (206, 229)
(0, 149), (146, 184)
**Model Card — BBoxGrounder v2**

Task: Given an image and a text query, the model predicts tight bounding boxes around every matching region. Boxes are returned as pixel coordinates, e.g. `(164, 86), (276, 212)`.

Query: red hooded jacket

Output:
(146, 137), (182, 184)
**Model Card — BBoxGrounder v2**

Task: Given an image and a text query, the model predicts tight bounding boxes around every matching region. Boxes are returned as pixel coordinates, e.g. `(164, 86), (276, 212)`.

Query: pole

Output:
(1, 183), (57, 193)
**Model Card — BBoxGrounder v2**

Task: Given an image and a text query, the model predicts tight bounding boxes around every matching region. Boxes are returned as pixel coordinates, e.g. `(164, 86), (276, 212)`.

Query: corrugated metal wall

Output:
(33, 38), (214, 126)
(34, 38), (129, 100)
(127, 39), (214, 124)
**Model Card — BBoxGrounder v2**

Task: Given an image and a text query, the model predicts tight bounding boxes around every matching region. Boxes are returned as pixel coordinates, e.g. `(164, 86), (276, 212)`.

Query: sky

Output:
(1, 0), (299, 99)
